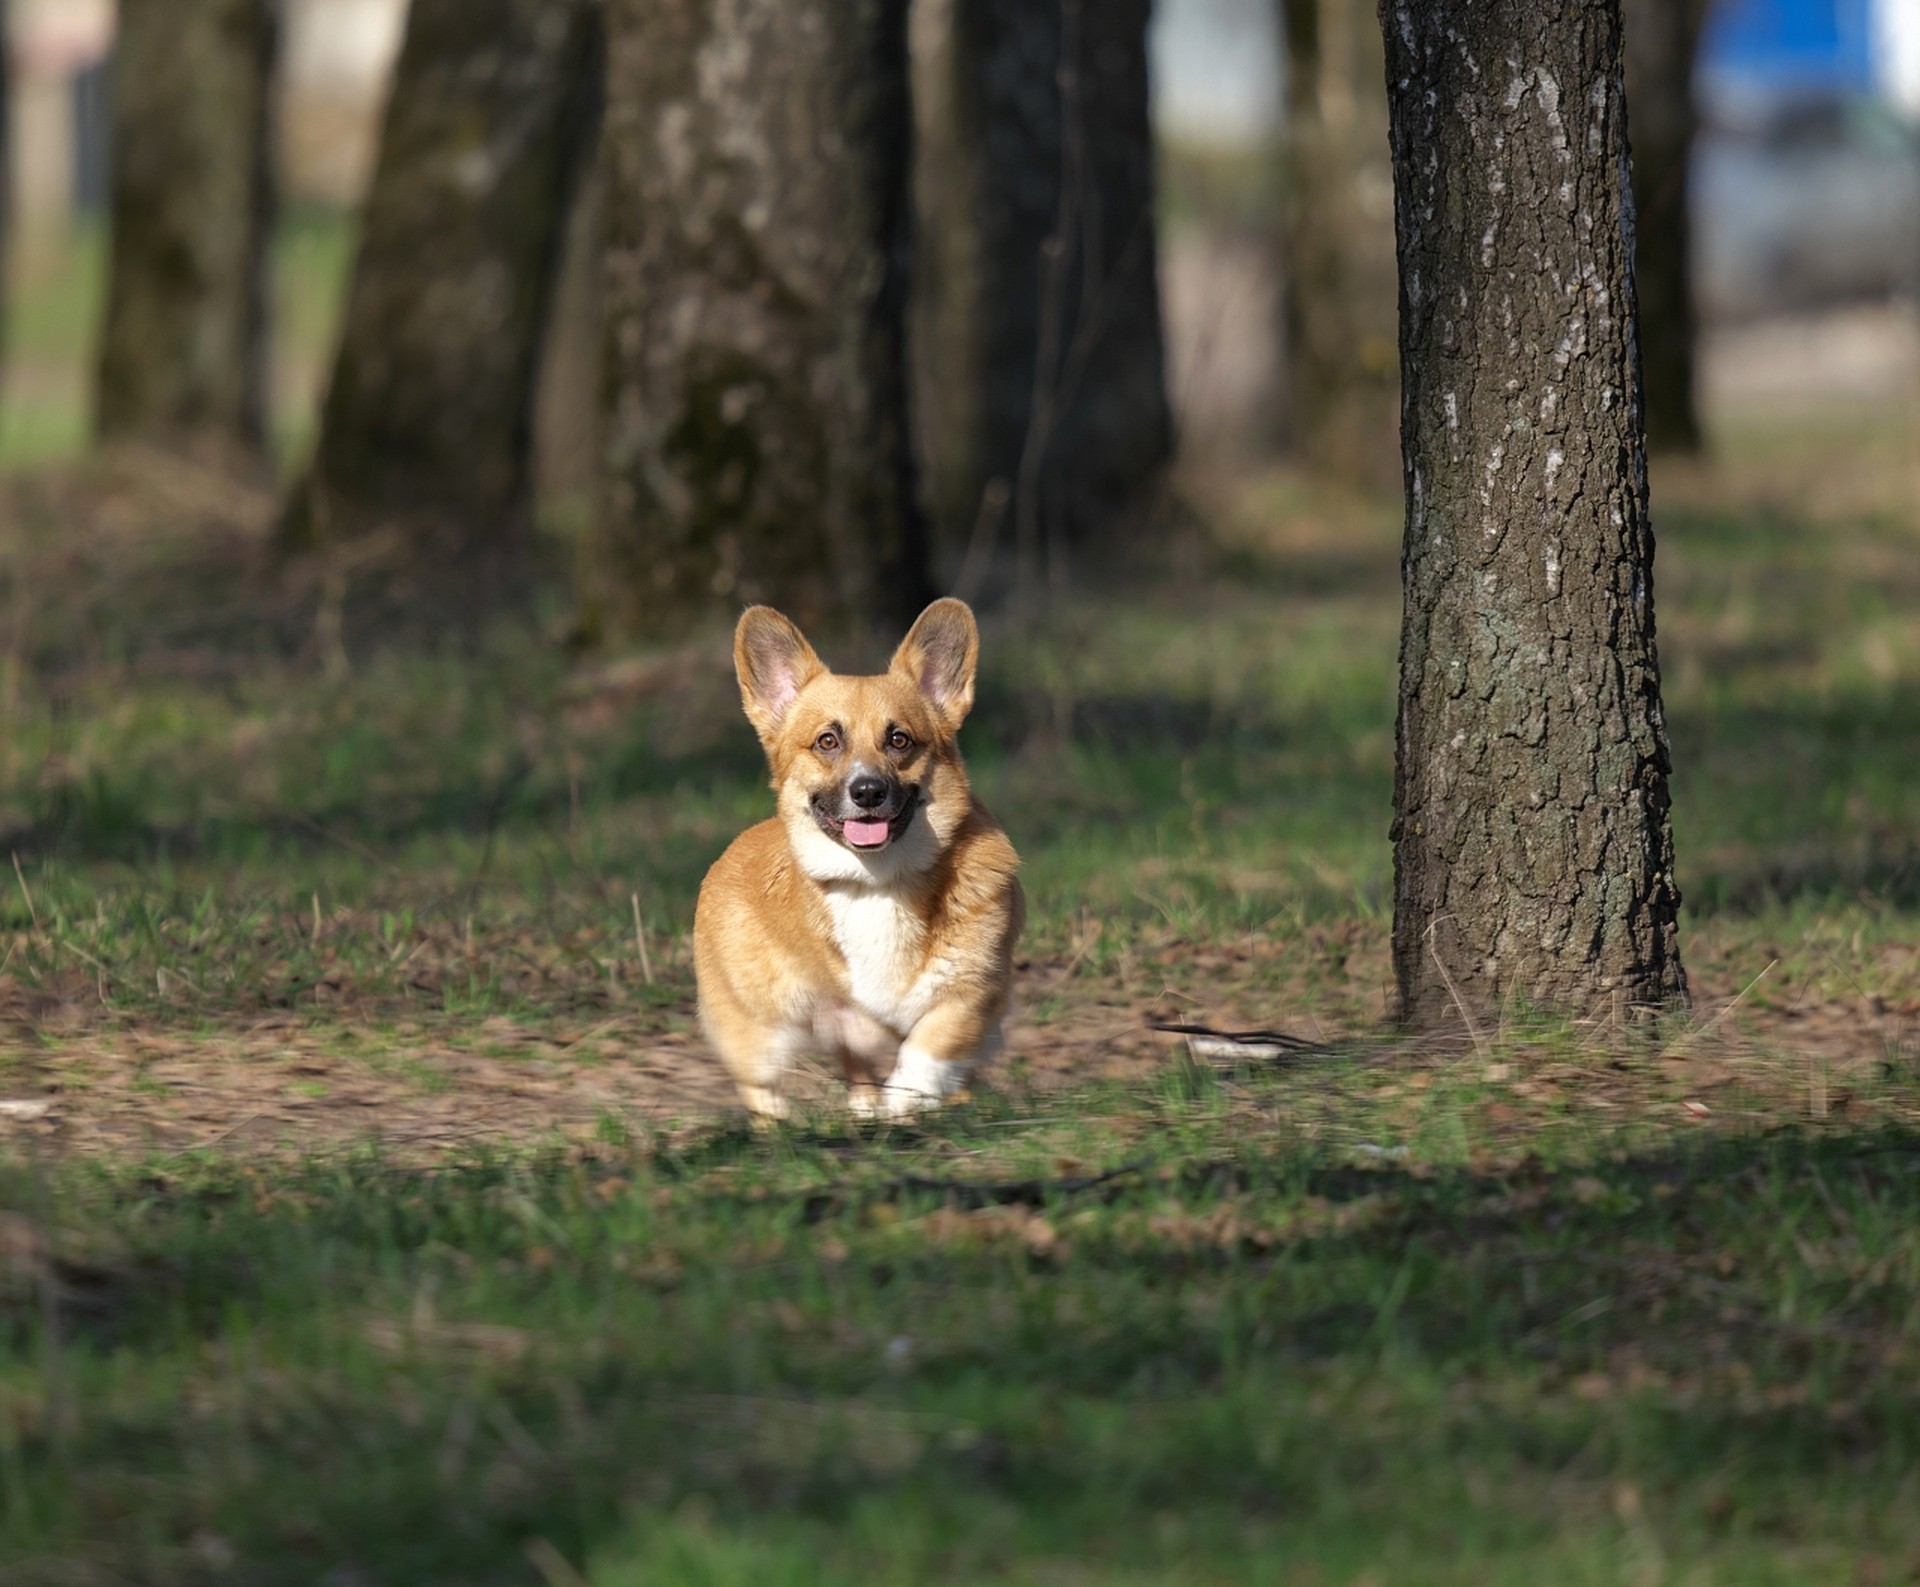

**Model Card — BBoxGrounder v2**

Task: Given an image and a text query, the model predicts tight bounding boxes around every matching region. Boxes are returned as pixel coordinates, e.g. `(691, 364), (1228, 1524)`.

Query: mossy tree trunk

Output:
(595, 0), (931, 638)
(285, 0), (603, 559)
(95, 0), (278, 463)
(1381, 0), (1687, 1029)
(1279, 0), (1398, 491)
(1623, 0), (1708, 453)
(910, 0), (1172, 586)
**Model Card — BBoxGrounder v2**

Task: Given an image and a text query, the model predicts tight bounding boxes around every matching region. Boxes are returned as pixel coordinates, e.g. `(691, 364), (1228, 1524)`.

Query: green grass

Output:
(7, 1105), (1920, 1584)
(0, 392), (1918, 1578)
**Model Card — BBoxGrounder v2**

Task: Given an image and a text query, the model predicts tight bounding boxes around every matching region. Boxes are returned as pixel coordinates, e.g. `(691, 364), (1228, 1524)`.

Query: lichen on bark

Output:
(1380, 0), (1687, 1027)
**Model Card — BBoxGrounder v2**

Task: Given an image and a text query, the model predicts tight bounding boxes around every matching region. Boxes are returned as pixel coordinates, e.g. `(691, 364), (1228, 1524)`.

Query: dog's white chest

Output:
(823, 886), (929, 1034)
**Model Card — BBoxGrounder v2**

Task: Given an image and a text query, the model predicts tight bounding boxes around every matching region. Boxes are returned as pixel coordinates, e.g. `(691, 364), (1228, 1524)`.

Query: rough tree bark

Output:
(594, 0), (931, 638)
(1380, 0), (1687, 1028)
(1280, 0), (1399, 490)
(95, 0), (277, 462)
(1623, 0), (1708, 453)
(910, 0), (1172, 584)
(284, 0), (603, 558)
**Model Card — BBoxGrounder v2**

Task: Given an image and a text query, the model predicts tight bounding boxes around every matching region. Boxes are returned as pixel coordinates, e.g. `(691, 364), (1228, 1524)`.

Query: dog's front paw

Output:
(880, 1045), (964, 1119)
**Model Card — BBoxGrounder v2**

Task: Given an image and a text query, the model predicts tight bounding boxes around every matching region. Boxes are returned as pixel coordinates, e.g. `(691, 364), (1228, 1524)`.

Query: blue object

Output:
(1703, 0), (1878, 91)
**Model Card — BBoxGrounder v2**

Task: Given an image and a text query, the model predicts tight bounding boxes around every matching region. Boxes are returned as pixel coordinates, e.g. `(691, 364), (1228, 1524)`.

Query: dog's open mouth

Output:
(816, 787), (920, 852)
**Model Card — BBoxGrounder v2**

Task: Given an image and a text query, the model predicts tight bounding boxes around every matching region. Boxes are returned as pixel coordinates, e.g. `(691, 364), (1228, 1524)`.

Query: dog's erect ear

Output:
(734, 606), (826, 742)
(890, 598), (978, 731)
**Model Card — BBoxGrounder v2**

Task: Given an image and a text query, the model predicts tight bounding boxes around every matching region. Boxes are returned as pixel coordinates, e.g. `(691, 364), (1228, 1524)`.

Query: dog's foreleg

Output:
(815, 1003), (897, 1064)
(817, 1003), (899, 1118)
(882, 1002), (998, 1119)
(703, 1009), (803, 1121)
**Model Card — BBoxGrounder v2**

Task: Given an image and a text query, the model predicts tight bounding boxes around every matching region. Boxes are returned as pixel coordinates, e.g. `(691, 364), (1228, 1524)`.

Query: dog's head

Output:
(734, 599), (980, 882)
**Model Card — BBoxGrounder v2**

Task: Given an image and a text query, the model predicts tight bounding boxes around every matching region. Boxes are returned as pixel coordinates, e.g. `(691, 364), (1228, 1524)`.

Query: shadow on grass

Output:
(1687, 842), (1920, 916)
(1673, 691), (1920, 915)
(9, 1122), (1920, 1581)
(0, 677), (1381, 869)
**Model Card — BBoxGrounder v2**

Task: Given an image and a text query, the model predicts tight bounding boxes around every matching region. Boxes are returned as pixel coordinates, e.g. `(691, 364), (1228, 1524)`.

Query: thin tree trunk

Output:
(910, 0), (1055, 575)
(1280, 0), (1399, 491)
(595, 0), (930, 639)
(95, 0), (277, 463)
(911, 0), (1172, 587)
(1381, 0), (1687, 1028)
(533, 165), (604, 511)
(0, 0), (10, 391)
(1623, 0), (1707, 453)
(1043, 0), (1174, 560)
(285, 0), (603, 559)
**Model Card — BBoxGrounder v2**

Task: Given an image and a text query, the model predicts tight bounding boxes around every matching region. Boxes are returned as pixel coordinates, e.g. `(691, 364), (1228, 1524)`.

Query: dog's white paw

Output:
(846, 1083), (882, 1119)
(881, 1045), (964, 1119)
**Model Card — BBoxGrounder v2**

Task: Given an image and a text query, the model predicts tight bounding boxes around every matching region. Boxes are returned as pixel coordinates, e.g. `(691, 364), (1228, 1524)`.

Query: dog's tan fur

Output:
(693, 599), (1023, 1118)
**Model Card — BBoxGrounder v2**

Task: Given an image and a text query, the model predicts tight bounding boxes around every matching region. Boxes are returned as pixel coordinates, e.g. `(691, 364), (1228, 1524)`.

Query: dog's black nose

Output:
(848, 773), (889, 811)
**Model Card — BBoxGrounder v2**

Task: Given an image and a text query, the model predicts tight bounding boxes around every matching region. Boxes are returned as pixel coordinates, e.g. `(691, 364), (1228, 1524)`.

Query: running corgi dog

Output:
(694, 599), (1023, 1119)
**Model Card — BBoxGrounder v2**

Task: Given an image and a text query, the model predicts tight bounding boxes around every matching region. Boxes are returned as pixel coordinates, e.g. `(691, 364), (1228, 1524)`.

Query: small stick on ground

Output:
(632, 893), (654, 986)
(170, 1112), (266, 1156)
(1426, 915), (1490, 1059)
(1657, 959), (1776, 1062)
(524, 1537), (590, 1587)
(13, 851), (38, 930)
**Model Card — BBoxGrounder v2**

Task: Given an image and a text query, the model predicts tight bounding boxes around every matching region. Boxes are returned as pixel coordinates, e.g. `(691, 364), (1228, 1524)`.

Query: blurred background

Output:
(6, 0), (393, 467)
(1156, 0), (1920, 459)
(3, 0), (1916, 487)
(0, 0), (1912, 961)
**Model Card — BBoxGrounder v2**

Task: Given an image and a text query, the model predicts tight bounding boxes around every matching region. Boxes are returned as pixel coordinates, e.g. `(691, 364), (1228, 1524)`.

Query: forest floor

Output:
(0, 391), (1918, 1582)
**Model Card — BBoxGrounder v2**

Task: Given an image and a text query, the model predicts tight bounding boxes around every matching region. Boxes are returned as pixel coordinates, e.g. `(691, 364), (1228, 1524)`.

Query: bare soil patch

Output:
(6, 930), (1916, 1163)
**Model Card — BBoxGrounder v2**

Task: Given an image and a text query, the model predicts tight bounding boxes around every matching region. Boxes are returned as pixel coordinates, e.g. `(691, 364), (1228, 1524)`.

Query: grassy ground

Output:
(0, 401), (1912, 1587)
(9, 1097), (1920, 1585)
(0, 320), (1918, 1574)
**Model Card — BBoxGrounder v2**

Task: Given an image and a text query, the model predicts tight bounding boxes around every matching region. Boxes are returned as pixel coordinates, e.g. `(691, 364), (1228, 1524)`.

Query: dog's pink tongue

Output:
(844, 818), (891, 848)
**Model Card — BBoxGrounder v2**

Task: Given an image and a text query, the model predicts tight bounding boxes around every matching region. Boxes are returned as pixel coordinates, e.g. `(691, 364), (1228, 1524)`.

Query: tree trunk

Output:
(95, 0), (277, 463)
(910, 0), (1055, 574)
(1381, 0), (1687, 1029)
(910, 0), (1172, 587)
(0, 0), (10, 384)
(285, 0), (603, 559)
(594, 0), (930, 639)
(1623, 0), (1707, 453)
(533, 166), (605, 511)
(1280, 0), (1399, 491)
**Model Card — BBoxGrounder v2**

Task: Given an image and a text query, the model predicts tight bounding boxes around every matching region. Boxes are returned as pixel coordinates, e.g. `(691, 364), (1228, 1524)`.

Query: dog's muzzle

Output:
(812, 776), (920, 852)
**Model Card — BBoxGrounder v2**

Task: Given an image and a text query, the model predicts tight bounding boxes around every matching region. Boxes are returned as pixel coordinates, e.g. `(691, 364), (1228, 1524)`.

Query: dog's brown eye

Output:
(814, 729), (840, 754)
(886, 729), (912, 753)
